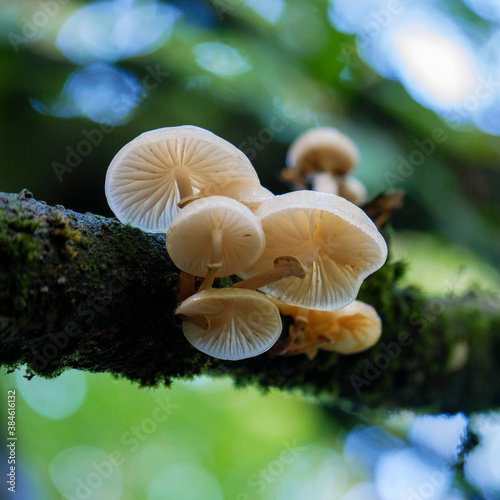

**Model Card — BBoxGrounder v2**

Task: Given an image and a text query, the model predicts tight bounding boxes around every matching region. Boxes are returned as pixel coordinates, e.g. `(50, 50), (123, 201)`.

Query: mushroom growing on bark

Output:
(176, 288), (282, 360)
(282, 127), (359, 189)
(238, 190), (387, 311)
(105, 125), (260, 232)
(271, 299), (382, 359)
(166, 196), (266, 291)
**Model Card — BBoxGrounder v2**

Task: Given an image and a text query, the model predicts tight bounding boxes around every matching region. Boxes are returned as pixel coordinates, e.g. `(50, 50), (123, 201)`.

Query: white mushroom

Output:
(238, 190), (387, 311)
(166, 196), (265, 291)
(105, 125), (259, 232)
(282, 127), (360, 188)
(176, 288), (282, 360)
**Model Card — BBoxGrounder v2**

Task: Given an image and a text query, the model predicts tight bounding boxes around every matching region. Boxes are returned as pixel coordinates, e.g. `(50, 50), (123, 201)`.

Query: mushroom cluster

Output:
(281, 127), (367, 206)
(105, 125), (388, 361)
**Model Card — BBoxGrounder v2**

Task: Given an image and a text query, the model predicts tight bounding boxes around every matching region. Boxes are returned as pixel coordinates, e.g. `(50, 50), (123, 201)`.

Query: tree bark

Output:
(1, 190), (499, 414)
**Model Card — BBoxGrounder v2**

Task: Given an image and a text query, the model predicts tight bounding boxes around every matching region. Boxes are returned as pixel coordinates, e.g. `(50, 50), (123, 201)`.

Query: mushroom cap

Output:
(239, 190), (388, 311)
(273, 298), (381, 354)
(179, 180), (274, 212)
(286, 127), (359, 176)
(317, 301), (382, 354)
(176, 288), (282, 360)
(105, 125), (259, 233)
(166, 196), (265, 277)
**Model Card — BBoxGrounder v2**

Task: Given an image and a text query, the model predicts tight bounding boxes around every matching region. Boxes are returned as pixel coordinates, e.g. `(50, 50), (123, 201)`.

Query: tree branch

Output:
(1, 190), (499, 414)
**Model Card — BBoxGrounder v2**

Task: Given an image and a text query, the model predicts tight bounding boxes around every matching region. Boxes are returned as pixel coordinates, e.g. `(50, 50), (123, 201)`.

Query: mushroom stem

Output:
(175, 167), (194, 201)
(209, 229), (223, 268)
(177, 193), (199, 209)
(232, 256), (307, 291)
(198, 267), (218, 292)
(198, 229), (223, 292)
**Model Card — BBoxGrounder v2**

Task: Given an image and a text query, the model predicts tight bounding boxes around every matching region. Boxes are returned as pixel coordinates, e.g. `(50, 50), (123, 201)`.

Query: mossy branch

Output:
(1, 190), (499, 414)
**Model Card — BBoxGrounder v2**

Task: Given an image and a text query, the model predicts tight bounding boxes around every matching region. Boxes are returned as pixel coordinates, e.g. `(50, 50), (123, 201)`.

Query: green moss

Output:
(0, 201), (42, 263)
(0, 230), (39, 262)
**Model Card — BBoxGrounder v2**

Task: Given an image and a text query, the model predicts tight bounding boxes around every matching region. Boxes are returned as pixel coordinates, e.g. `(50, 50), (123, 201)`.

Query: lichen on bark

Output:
(1, 190), (499, 414)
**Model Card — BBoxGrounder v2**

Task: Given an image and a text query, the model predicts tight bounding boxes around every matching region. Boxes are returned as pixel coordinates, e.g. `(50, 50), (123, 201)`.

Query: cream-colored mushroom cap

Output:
(269, 298), (381, 357)
(176, 288), (282, 360)
(319, 301), (382, 354)
(166, 196), (265, 278)
(105, 125), (259, 233)
(239, 190), (387, 311)
(286, 127), (359, 176)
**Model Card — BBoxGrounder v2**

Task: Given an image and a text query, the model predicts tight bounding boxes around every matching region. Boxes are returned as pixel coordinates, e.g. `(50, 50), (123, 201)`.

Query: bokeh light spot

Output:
(56, 0), (181, 64)
(148, 462), (223, 500)
(31, 63), (144, 125)
(341, 482), (381, 500)
(465, 415), (500, 496)
(387, 21), (479, 109)
(275, 446), (349, 500)
(244, 0), (284, 24)
(408, 413), (468, 464)
(375, 448), (452, 500)
(49, 445), (123, 500)
(192, 42), (251, 77)
(15, 366), (86, 420)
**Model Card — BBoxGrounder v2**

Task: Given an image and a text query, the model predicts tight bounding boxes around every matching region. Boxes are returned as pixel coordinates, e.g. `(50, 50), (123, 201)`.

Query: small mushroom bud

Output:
(176, 288), (282, 360)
